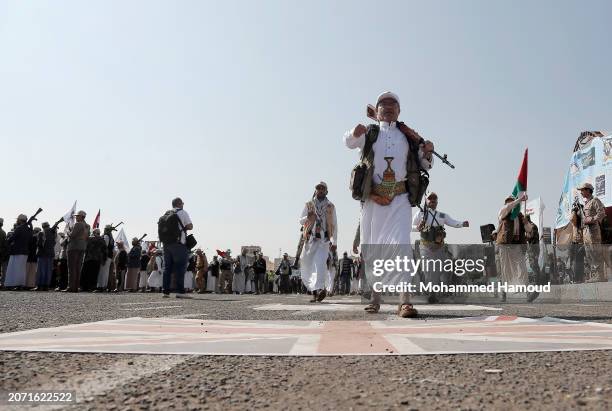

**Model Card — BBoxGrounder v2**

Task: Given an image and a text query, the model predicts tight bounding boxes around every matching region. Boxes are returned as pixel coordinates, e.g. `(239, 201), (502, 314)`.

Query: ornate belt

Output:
(371, 179), (407, 201)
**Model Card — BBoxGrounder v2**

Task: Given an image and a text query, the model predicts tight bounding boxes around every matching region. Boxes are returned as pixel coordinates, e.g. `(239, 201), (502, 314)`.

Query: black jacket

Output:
(37, 228), (57, 258)
(9, 223), (33, 256)
(253, 258), (267, 274)
(209, 260), (220, 276)
(116, 250), (128, 270)
(127, 246), (142, 268)
(140, 254), (150, 271)
(27, 234), (38, 262)
(85, 235), (107, 263)
(0, 228), (8, 261)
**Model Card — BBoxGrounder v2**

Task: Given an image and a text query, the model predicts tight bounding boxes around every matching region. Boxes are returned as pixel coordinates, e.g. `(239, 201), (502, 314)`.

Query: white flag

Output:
(116, 228), (130, 252)
(63, 200), (77, 232)
(526, 197), (547, 267)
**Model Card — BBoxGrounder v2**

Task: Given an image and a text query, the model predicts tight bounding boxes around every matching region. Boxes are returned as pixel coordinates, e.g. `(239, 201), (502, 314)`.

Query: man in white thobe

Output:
(412, 192), (469, 303)
(345, 91), (434, 317)
(496, 193), (538, 302)
(299, 181), (337, 303)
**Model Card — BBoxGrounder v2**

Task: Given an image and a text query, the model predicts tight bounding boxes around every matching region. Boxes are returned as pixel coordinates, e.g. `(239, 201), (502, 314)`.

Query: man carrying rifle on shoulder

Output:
(344, 91), (435, 317)
(34, 219), (62, 291)
(4, 213), (36, 290)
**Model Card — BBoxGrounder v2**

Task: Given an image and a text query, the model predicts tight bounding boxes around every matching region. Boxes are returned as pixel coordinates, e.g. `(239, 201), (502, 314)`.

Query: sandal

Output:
(398, 304), (418, 318)
(364, 303), (380, 313)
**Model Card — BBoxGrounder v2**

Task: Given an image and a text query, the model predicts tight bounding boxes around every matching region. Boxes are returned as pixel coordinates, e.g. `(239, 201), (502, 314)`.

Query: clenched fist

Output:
(420, 140), (434, 153)
(352, 124), (367, 137)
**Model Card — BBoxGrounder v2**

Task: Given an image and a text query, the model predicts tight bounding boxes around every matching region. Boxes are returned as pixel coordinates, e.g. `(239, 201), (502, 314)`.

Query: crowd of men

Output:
(0, 197), (364, 296)
(0, 210), (150, 293)
(1, 92), (609, 314)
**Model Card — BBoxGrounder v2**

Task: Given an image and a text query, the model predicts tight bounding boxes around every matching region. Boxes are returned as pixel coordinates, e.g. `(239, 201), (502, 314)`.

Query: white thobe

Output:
(206, 271), (216, 292)
(299, 201), (337, 292)
(147, 256), (163, 288)
(344, 121), (433, 286)
(5, 255), (28, 287)
(232, 266), (246, 293)
(240, 256), (254, 293)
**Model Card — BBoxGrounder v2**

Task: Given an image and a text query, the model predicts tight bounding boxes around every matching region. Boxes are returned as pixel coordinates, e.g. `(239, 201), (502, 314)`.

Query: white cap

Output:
(376, 91), (400, 107)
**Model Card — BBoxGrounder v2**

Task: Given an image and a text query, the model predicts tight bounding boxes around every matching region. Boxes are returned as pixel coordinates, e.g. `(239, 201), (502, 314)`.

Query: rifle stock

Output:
(110, 222), (123, 231)
(27, 208), (43, 226)
(292, 230), (305, 269)
(50, 217), (64, 231)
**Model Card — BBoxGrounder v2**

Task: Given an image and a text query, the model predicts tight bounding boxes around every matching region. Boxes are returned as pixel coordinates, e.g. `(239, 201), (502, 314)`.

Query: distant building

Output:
(239, 245), (262, 266)
(274, 256), (296, 270)
(241, 245), (261, 257)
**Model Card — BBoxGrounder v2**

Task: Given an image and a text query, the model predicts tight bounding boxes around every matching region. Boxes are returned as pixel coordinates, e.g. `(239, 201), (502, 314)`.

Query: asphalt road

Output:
(0, 291), (610, 410)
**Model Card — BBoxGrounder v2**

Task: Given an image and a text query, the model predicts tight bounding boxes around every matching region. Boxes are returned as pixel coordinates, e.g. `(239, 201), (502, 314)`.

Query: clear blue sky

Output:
(1, 0), (611, 258)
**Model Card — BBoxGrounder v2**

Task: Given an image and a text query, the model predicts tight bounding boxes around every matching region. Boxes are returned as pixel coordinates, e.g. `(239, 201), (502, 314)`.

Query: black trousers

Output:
(81, 260), (100, 291)
(279, 275), (291, 293)
(340, 274), (351, 294)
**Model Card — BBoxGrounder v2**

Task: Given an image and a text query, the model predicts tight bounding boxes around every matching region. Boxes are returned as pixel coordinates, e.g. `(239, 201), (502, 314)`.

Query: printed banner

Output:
(555, 134), (612, 228)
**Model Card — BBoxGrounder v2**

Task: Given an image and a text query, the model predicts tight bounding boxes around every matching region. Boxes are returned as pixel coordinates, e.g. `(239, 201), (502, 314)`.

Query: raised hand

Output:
(352, 124), (367, 137)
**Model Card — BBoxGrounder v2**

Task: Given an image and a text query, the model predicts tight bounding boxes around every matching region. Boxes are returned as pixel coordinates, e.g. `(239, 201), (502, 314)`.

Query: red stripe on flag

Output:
(517, 148), (528, 190)
(92, 209), (100, 229)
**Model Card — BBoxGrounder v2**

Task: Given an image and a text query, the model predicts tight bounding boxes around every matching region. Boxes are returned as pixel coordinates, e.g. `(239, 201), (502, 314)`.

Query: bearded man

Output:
(344, 91), (434, 317)
(299, 181), (337, 303)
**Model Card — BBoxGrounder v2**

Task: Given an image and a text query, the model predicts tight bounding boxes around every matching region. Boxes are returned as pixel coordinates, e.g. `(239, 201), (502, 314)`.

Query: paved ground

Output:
(2, 316), (611, 356)
(0, 291), (611, 410)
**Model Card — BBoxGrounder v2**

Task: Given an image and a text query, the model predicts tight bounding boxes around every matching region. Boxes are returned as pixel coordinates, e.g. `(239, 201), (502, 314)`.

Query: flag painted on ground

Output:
(511, 148), (528, 219)
(92, 209), (100, 229)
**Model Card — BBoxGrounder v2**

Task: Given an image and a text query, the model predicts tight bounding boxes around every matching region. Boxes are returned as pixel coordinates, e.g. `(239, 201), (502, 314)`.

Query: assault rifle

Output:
(292, 229), (305, 269)
(109, 222), (123, 231)
(367, 104), (455, 169)
(50, 217), (65, 231)
(27, 208), (43, 226)
(571, 197), (583, 228)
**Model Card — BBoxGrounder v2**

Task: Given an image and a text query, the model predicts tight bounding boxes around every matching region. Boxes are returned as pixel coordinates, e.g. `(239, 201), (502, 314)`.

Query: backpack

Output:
(158, 210), (181, 245)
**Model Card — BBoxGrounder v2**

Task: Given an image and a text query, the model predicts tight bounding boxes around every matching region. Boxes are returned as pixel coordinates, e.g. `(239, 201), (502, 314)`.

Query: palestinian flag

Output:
(511, 148), (528, 219)
(92, 209), (101, 229)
